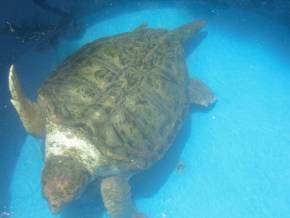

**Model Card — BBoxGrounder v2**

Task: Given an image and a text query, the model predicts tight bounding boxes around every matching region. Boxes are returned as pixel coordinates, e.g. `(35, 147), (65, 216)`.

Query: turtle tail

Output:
(170, 20), (205, 43)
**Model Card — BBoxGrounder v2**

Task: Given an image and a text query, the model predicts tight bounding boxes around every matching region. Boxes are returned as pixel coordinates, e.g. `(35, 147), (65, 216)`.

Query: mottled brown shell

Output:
(38, 25), (193, 170)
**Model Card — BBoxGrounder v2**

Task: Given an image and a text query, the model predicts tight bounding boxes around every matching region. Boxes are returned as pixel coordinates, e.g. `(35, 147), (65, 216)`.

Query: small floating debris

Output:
(176, 162), (185, 172)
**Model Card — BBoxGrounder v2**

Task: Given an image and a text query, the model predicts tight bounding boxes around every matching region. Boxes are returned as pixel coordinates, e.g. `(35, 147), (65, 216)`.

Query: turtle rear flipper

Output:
(134, 22), (149, 32)
(9, 65), (45, 137)
(170, 20), (205, 43)
(189, 77), (217, 108)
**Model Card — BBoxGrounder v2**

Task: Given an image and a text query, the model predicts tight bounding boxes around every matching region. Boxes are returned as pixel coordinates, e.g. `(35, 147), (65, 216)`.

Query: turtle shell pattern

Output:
(38, 27), (190, 171)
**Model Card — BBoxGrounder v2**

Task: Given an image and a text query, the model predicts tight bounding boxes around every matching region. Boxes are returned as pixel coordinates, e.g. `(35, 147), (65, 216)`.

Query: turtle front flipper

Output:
(189, 77), (217, 108)
(9, 65), (45, 137)
(101, 176), (148, 218)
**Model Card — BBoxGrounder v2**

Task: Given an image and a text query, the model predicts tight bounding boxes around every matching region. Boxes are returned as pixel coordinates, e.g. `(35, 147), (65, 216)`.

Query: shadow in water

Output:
(131, 106), (215, 199)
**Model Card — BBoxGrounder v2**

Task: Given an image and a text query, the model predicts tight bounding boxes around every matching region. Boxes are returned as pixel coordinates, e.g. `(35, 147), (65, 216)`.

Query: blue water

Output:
(2, 3), (290, 218)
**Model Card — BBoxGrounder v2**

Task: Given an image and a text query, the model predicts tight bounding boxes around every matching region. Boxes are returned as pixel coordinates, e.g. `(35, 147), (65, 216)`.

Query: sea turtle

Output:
(8, 20), (216, 218)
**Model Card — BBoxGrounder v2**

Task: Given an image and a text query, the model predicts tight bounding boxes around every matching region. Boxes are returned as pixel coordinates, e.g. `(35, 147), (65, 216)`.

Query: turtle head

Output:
(42, 156), (90, 214)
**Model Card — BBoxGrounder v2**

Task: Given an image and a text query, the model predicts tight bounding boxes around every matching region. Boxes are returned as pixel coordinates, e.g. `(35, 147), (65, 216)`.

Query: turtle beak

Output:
(48, 201), (62, 214)
(46, 194), (66, 214)
(42, 179), (69, 214)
